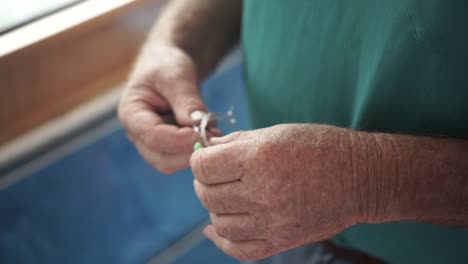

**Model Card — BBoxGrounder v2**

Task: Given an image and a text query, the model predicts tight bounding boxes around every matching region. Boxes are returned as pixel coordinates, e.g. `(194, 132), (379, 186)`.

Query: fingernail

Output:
(190, 110), (206, 122)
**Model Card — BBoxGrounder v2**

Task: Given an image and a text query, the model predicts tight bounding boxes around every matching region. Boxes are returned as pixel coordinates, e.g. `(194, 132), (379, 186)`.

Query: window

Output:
(0, 0), (165, 149)
(0, 0), (82, 34)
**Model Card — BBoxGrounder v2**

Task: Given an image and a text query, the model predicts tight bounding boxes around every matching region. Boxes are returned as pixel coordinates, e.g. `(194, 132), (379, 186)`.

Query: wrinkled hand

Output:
(119, 44), (213, 174)
(190, 124), (369, 261)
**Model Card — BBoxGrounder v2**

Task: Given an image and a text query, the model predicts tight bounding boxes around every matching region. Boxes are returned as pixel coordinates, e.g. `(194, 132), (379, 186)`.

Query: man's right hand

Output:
(118, 44), (208, 174)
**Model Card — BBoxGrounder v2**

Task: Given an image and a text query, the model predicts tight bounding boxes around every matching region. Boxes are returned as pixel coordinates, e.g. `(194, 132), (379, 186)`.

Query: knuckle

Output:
(194, 181), (212, 209)
(189, 152), (200, 175)
(191, 151), (208, 183)
(232, 131), (245, 140)
(201, 189), (213, 210)
(214, 224), (233, 240)
(209, 213), (219, 225)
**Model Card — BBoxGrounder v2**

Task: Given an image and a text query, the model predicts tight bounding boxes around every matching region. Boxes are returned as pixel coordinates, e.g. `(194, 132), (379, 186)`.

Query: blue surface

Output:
(0, 65), (247, 264)
(171, 239), (238, 264)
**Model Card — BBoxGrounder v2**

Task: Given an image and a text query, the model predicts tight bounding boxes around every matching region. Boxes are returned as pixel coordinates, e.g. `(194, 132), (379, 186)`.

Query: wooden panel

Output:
(0, 0), (165, 145)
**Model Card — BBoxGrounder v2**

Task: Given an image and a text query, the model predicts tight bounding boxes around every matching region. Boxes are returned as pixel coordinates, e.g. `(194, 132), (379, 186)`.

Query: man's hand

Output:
(119, 44), (209, 174)
(190, 124), (368, 261)
(118, 0), (240, 175)
(191, 123), (468, 261)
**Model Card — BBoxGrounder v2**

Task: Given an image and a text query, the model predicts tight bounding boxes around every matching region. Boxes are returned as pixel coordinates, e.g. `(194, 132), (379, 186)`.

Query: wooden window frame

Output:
(0, 0), (165, 147)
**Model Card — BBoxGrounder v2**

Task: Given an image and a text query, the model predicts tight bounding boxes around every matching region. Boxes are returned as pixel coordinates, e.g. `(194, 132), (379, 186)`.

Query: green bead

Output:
(194, 142), (203, 151)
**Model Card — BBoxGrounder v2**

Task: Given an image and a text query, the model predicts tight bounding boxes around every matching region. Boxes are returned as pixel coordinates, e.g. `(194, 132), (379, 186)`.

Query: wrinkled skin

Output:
(118, 44), (217, 174)
(190, 124), (369, 261)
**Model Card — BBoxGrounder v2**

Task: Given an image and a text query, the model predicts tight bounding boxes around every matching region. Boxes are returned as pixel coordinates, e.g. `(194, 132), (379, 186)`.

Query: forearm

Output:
(144, 0), (241, 79)
(355, 131), (468, 226)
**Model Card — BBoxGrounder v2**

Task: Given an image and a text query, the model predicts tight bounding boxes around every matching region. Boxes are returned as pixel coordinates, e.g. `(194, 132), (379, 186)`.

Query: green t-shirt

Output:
(242, 1), (468, 263)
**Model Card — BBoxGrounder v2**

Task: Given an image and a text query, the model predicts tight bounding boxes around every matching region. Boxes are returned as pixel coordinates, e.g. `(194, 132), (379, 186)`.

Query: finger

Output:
(136, 142), (191, 174)
(193, 127), (223, 147)
(207, 127), (223, 137)
(140, 125), (197, 153)
(210, 213), (264, 241)
(158, 78), (208, 126)
(209, 131), (250, 145)
(119, 90), (197, 153)
(119, 87), (168, 139)
(204, 225), (272, 262)
(193, 180), (251, 214)
(190, 142), (248, 184)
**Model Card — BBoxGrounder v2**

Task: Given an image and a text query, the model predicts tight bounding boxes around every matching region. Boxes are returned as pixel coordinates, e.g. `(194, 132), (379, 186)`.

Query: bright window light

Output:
(0, 0), (81, 33)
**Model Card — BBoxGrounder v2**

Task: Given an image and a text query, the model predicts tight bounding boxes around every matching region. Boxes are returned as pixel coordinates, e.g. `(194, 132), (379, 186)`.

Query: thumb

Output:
(209, 131), (250, 145)
(161, 79), (208, 126)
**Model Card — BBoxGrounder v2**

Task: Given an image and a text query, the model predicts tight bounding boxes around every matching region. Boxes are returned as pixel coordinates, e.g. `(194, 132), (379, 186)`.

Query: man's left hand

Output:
(190, 124), (371, 261)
